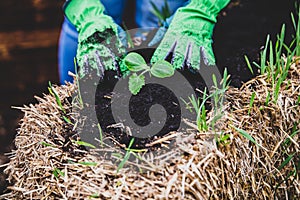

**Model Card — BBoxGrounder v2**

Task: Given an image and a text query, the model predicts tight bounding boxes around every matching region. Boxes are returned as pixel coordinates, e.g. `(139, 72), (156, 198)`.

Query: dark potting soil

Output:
(92, 68), (207, 149)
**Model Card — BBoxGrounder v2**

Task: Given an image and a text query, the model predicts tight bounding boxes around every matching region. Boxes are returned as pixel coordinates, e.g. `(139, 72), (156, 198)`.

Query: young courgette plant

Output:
(123, 52), (174, 95)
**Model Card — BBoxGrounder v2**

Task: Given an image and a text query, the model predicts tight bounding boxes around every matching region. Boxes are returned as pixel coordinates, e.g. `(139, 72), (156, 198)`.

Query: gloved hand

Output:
(150, 0), (230, 69)
(64, 0), (127, 79)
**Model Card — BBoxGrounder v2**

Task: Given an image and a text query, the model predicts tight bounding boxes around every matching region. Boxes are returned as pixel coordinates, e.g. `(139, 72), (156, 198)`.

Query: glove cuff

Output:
(187, 0), (230, 21)
(64, 0), (106, 32)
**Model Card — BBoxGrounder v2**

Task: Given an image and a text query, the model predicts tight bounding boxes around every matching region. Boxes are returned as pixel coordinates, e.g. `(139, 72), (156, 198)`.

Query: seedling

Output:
(182, 89), (209, 132)
(114, 138), (148, 173)
(48, 81), (73, 124)
(216, 131), (231, 146)
(183, 68), (230, 136)
(123, 52), (174, 95)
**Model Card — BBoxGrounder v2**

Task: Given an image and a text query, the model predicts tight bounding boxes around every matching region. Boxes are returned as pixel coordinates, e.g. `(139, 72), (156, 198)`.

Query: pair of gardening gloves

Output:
(64, 0), (230, 81)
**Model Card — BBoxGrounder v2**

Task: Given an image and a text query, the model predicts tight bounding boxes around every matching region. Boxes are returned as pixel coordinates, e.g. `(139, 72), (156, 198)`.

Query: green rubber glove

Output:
(151, 0), (230, 69)
(64, 0), (126, 79)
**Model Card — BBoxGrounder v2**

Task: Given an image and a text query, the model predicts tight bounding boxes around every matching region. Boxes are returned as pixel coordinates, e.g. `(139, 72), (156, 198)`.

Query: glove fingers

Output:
(164, 40), (177, 64)
(200, 43), (215, 66)
(77, 46), (122, 80)
(182, 42), (193, 69)
(152, 37), (188, 70)
(78, 51), (106, 80)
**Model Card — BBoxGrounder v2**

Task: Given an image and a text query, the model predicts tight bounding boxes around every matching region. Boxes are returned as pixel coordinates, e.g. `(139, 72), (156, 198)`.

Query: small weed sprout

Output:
(52, 168), (65, 179)
(183, 68), (231, 146)
(48, 81), (73, 125)
(150, 0), (171, 26)
(245, 7), (300, 104)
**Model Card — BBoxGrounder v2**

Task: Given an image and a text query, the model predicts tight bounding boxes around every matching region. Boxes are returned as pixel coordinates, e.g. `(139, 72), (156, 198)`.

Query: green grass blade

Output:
(40, 141), (54, 147)
(62, 116), (73, 124)
(269, 40), (275, 84)
(233, 126), (258, 146)
(162, 0), (171, 19)
(48, 82), (65, 113)
(150, 1), (164, 22)
(283, 124), (300, 146)
(97, 123), (103, 147)
(278, 153), (296, 171)
(73, 59), (84, 108)
(248, 92), (256, 115)
(53, 168), (65, 178)
(117, 138), (135, 173)
(74, 140), (96, 148)
(89, 194), (100, 198)
(274, 168), (297, 197)
(244, 55), (254, 75)
(78, 162), (98, 166)
(265, 91), (271, 106)
(275, 24), (285, 67)
(261, 35), (270, 74)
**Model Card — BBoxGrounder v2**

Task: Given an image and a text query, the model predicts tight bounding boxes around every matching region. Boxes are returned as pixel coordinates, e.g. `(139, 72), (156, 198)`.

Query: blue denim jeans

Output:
(58, 0), (188, 84)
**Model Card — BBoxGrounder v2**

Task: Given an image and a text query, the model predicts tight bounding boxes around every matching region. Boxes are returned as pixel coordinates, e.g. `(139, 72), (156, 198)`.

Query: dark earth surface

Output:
(0, 0), (299, 194)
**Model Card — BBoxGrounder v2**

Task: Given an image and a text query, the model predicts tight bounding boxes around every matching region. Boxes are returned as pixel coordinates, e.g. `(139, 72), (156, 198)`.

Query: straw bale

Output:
(1, 61), (299, 199)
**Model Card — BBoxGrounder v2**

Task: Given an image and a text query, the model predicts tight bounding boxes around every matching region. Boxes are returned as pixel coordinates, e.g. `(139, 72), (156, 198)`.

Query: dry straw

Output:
(0, 60), (299, 199)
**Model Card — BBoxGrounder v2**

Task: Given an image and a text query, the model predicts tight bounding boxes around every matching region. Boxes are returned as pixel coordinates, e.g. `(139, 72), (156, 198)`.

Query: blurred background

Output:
(0, 1), (64, 154)
(0, 0), (298, 193)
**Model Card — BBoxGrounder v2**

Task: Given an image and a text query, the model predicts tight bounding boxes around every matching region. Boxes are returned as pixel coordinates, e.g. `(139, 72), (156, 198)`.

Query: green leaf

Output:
(117, 138), (135, 173)
(233, 126), (258, 146)
(129, 73), (145, 95)
(48, 82), (65, 113)
(212, 74), (218, 87)
(220, 134), (230, 143)
(97, 123), (103, 147)
(124, 52), (147, 72)
(40, 141), (53, 147)
(248, 92), (256, 115)
(74, 140), (96, 148)
(150, 60), (174, 78)
(277, 153), (296, 171)
(62, 116), (73, 124)
(244, 55), (254, 75)
(89, 194), (100, 198)
(150, 1), (165, 22)
(53, 168), (65, 178)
